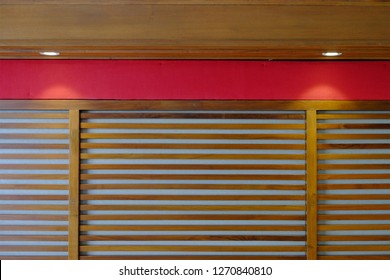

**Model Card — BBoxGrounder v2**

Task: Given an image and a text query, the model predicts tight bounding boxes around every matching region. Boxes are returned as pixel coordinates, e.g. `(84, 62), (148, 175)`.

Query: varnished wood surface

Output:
(0, 2), (389, 59)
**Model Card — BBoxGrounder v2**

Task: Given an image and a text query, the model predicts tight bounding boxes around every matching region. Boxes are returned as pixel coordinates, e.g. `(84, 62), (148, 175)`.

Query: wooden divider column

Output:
(68, 110), (80, 260)
(306, 109), (318, 259)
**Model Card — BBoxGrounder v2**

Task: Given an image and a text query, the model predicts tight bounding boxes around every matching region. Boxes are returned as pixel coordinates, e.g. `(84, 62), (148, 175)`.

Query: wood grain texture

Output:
(306, 109), (318, 260)
(68, 110), (80, 260)
(0, 2), (389, 59)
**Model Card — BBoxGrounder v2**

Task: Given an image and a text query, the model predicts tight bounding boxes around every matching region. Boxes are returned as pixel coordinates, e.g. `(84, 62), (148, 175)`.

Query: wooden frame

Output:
(0, 100), (389, 260)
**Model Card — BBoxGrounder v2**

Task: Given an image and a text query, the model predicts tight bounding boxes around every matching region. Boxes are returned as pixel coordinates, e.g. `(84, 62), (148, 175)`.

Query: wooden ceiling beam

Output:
(0, 2), (389, 59)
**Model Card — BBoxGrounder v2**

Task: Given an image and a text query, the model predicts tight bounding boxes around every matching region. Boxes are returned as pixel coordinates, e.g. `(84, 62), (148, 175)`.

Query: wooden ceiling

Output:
(0, 1), (389, 60)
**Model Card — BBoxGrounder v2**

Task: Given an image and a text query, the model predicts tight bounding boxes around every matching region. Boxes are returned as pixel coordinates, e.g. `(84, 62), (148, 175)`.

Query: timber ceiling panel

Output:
(0, 1), (389, 59)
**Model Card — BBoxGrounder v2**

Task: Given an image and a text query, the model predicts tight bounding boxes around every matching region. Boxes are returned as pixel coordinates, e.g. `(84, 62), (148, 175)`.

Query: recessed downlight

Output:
(39, 51), (60, 56)
(322, 51), (342, 57)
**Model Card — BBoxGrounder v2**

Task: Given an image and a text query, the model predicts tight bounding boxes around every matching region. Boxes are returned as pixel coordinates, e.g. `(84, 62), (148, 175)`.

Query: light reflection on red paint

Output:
(301, 84), (346, 100)
(39, 85), (80, 99)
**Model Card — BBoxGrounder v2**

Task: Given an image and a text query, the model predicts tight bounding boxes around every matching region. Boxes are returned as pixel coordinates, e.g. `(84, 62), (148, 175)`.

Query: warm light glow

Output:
(322, 51), (342, 57)
(39, 51), (60, 56)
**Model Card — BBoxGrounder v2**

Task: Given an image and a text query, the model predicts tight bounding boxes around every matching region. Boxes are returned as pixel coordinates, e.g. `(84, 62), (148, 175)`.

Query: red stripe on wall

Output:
(0, 60), (389, 100)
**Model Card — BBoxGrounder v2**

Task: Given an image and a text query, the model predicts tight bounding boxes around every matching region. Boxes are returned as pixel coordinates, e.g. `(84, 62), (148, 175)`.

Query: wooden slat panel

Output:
(80, 174), (305, 181)
(80, 153), (305, 160)
(81, 133), (305, 140)
(80, 255), (306, 260)
(318, 153), (390, 160)
(81, 205), (305, 211)
(81, 183), (306, 190)
(81, 163), (305, 170)
(318, 164), (390, 170)
(80, 133), (306, 141)
(80, 235), (306, 242)
(80, 245), (306, 252)
(81, 123), (305, 130)
(318, 255), (390, 260)
(0, 133), (68, 139)
(81, 143), (305, 150)
(80, 194), (305, 201)
(81, 112), (306, 120)
(318, 225), (390, 231)
(80, 214), (305, 221)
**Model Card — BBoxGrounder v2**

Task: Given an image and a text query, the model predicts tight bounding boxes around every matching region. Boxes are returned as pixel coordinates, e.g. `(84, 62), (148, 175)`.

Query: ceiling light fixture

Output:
(39, 51), (60, 56)
(322, 51), (342, 57)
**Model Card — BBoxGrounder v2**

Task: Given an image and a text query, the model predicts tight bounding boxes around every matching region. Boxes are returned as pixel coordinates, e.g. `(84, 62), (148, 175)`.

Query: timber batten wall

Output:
(0, 100), (389, 260)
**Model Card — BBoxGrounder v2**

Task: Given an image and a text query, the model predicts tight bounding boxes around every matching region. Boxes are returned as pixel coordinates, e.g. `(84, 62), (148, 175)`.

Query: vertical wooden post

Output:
(306, 109), (318, 260)
(68, 109), (80, 260)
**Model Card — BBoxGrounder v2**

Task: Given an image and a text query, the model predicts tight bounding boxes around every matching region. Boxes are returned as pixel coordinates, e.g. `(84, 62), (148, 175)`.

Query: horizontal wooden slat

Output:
(80, 214), (305, 221)
(81, 225), (305, 232)
(318, 174), (390, 180)
(81, 143), (306, 150)
(80, 255), (306, 260)
(318, 184), (390, 190)
(317, 134), (390, 140)
(81, 163), (305, 171)
(318, 204), (390, 211)
(80, 174), (305, 181)
(318, 194), (390, 200)
(0, 133), (68, 139)
(81, 205), (305, 211)
(81, 184), (306, 190)
(80, 235), (305, 242)
(80, 245), (306, 252)
(0, 123), (68, 129)
(318, 235), (390, 241)
(80, 123), (305, 130)
(318, 224), (390, 231)
(319, 245), (390, 252)
(0, 214), (68, 221)
(81, 194), (304, 201)
(0, 225), (68, 231)
(81, 133), (305, 140)
(81, 112), (305, 120)
(0, 174), (68, 180)
(0, 256), (68, 260)
(0, 235), (67, 241)
(318, 153), (390, 160)
(318, 255), (390, 260)
(317, 123), (390, 129)
(0, 144), (69, 149)
(318, 144), (390, 150)
(80, 153), (305, 160)
(319, 214), (390, 221)
(0, 205), (68, 210)
(0, 195), (68, 201)
(0, 184), (68, 190)
(0, 246), (67, 252)
(0, 164), (68, 170)
(0, 113), (68, 119)
(0, 154), (68, 159)
(317, 114), (390, 120)
(318, 164), (390, 170)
